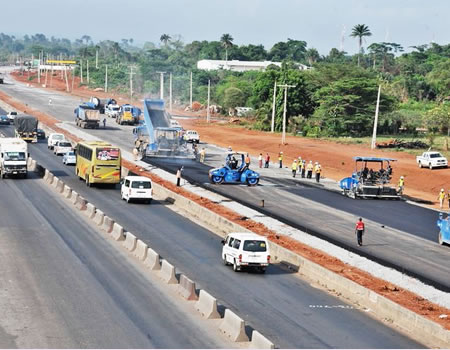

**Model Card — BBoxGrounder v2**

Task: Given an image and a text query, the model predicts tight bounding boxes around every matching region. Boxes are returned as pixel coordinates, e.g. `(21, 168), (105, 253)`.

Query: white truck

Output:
(0, 138), (28, 178)
(416, 151), (448, 169)
(105, 104), (121, 118)
(183, 130), (200, 143)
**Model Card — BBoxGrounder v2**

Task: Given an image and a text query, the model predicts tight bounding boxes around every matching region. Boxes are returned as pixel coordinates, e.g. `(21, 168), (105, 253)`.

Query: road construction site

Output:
(0, 68), (449, 347)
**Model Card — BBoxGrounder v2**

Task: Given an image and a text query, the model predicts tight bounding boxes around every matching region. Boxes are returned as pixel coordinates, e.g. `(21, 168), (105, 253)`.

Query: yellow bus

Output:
(75, 141), (121, 187)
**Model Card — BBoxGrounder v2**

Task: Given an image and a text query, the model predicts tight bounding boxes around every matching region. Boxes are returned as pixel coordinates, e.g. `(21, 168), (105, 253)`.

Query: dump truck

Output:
(116, 104), (141, 125)
(74, 104), (101, 129)
(0, 137), (28, 178)
(14, 115), (38, 142)
(133, 99), (192, 158)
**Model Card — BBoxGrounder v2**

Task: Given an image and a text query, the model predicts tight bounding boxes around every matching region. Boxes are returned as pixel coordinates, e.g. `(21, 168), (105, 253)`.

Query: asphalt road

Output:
(0, 165), (230, 348)
(0, 122), (422, 348)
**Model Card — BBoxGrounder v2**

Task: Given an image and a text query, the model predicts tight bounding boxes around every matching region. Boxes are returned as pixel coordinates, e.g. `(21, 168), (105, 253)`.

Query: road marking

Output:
(309, 304), (370, 312)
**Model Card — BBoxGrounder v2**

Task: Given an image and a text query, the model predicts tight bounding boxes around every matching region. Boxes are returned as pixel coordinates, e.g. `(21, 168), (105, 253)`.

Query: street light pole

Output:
(207, 79), (211, 123)
(371, 84), (382, 150)
(277, 84), (296, 145)
(169, 72), (173, 112)
(190, 71), (193, 109)
(157, 72), (166, 99)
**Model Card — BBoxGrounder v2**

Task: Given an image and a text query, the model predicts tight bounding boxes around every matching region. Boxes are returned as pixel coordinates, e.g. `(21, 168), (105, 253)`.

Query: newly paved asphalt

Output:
(0, 161), (230, 348)
(0, 121), (423, 348)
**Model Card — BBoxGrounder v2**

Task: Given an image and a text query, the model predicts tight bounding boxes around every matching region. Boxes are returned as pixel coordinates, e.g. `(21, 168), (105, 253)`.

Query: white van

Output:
(47, 133), (65, 150)
(221, 233), (270, 273)
(121, 176), (152, 204)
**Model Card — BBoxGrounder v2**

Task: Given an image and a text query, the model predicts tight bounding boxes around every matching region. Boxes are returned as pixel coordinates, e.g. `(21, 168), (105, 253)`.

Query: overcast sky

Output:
(2, 0), (449, 54)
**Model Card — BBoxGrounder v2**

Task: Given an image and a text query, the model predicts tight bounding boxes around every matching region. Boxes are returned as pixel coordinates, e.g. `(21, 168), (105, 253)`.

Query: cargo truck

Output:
(0, 138), (28, 178)
(117, 104), (141, 125)
(74, 104), (100, 129)
(14, 115), (38, 142)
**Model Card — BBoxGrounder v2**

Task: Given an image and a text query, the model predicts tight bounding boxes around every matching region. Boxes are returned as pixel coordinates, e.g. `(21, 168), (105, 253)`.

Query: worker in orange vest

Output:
(355, 217), (365, 246)
(243, 153), (251, 171)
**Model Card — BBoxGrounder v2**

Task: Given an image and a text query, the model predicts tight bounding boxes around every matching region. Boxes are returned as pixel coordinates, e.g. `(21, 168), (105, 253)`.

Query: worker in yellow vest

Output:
(438, 188), (445, 209)
(314, 163), (322, 183)
(291, 160), (298, 178)
(278, 152), (283, 168)
(397, 176), (404, 195)
(306, 161), (314, 179)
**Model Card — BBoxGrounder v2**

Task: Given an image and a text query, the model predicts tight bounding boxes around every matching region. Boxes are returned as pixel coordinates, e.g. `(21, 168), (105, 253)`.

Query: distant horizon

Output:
(1, 0), (449, 55)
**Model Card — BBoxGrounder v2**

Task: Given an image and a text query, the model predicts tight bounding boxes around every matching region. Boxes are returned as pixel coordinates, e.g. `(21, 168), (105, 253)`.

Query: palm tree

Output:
(160, 34), (171, 46)
(220, 33), (234, 63)
(350, 24), (372, 66)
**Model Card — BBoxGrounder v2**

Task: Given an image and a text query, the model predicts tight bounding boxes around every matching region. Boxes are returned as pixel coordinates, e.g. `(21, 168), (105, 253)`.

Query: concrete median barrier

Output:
(70, 190), (79, 205)
(219, 309), (249, 342)
(30, 159), (37, 172)
(133, 239), (148, 261)
(195, 290), (220, 319)
(47, 172), (54, 185)
(111, 223), (125, 241)
(75, 195), (87, 211)
(144, 247), (160, 270)
(102, 216), (114, 233)
(84, 203), (96, 219)
(123, 232), (137, 252)
(55, 179), (65, 193)
(63, 185), (72, 198)
(43, 169), (50, 181)
(93, 209), (104, 226)
(159, 259), (178, 284)
(178, 274), (198, 300)
(51, 176), (59, 189)
(250, 331), (274, 349)
(27, 157), (33, 168)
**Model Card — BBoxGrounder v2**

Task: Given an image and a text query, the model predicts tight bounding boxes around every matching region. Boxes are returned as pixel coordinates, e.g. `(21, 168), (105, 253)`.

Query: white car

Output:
(221, 233), (270, 273)
(121, 176), (153, 204)
(184, 130), (200, 143)
(47, 133), (65, 150)
(62, 151), (76, 165)
(54, 140), (73, 155)
(6, 111), (17, 122)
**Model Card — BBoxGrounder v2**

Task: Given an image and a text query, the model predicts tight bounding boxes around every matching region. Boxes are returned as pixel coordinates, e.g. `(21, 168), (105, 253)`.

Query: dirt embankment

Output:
(0, 85), (449, 331)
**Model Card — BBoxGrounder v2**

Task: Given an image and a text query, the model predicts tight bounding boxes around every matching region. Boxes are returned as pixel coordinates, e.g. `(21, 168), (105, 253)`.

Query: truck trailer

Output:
(14, 115), (38, 142)
(74, 105), (101, 129)
(0, 137), (28, 178)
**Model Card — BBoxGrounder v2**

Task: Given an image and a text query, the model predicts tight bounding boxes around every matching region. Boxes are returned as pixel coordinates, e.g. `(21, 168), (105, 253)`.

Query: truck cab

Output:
(0, 138), (28, 178)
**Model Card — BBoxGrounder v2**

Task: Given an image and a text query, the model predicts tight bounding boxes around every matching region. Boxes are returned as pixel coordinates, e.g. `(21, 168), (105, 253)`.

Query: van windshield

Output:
(131, 181), (151, 189)
(243, 240), (267, 252)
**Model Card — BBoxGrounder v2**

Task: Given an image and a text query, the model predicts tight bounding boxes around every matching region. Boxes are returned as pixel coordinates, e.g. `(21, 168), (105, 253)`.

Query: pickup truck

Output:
(416, 151), (448, 169)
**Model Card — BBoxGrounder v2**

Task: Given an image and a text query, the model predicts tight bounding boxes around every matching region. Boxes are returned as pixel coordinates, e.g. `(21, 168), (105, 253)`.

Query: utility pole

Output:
(87, 60), (90, 84)
(277, 84), (296, 145)
(64, 66), (70, 92)
(371, 84), (382, 150)
(80, 60), (83, 83)
(37, 51), (41, 84)
(71, 65), (75, 92)
(104, 65), (108, 93)
(207, 79), (211, 123)
(190, 71), (193, 109)
(157, 72), (166, 99)
(271, 81), (277, 133)
(129, 66), (136, 101)
(169, 72), (173, 112)
(95, 48), (98, 69)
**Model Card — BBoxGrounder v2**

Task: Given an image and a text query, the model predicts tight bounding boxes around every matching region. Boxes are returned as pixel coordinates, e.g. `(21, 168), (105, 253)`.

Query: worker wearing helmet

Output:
(306, 161), (314, 179)
(438, 189), (446, 209)
(291, 159), (298, 178)
(397, 176), (405, 195)
(315, 163), (322, 183)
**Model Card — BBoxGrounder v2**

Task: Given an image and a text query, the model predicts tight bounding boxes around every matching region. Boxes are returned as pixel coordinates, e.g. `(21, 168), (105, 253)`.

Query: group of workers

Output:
(437, 189), (450, 209)
(291, 158), (322, 183)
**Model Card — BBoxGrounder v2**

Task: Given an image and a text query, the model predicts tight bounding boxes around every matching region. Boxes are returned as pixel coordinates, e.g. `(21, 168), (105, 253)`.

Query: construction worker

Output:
(132, 147), (139, 161)
(397, 176), (404, 195)
(199, 148), (206, 163)
(301, 160), (306, 178)
(278, 152), (283, 168)
(438, 189), (445, 209)
(298, 158), (304, 177)
(264, 153), (270, 168)
(315, 163), (322, 183)
(306, 161), (314, 179)
(297, 157), (302, 175)
(291, 159), (298, 177)
(355, 217), (365, 246)
(258, 153), (263, 168)
(243, 153), (251, 171)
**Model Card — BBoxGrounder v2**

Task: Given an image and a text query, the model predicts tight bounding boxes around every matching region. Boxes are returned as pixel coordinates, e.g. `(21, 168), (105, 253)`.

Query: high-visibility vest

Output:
(356, 221), (365, 231)
(398, 178), (404, 186)
(315, 165), (321, 173)
(291, 162), (297, 170)
(245, 156), (250, 164)
(278, 154), (283, 161)
(439, 192), (445, 200)
(307, 163), (313, 171)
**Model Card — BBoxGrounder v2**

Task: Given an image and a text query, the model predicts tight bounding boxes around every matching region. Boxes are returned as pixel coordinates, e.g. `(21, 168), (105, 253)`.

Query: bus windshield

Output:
(96, 148), (120, 161)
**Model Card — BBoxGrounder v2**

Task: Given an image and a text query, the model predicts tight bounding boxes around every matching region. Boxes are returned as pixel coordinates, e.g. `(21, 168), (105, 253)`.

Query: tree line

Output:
(0, 27), (449, 137)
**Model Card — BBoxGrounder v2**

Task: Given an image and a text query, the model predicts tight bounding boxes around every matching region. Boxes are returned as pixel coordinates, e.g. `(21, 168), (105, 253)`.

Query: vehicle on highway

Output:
(221, 232), (270, 272)
(75, 141), (121, 187)
(0, 115), (10, 125)
(6, 111), (17, 122)
(116, 104), (140, 125)
(209, 152), (260, 186)
(436, 213), (450, 245)
(340, 157), (399, 199)
(36, 128), (46, 139)
(417, 151), (448, 169)
(121, 176), (152, 203)
(47, 133), (65, 150)
(183, 130), (200, 143)
(0, 137), (28, 178)
(54, 140), (73, 155)
(14, 115), (38, 143)
(62, 151), (76, 165)
(74, 101), (101, 129)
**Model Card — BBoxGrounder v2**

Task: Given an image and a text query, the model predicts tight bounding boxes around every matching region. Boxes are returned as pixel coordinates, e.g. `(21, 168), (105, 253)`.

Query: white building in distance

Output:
(197, 59), (310, 72)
